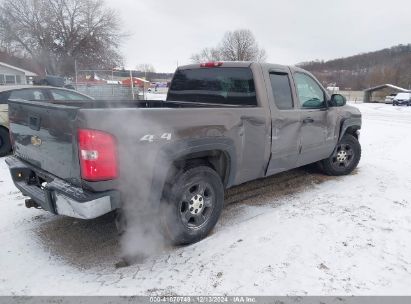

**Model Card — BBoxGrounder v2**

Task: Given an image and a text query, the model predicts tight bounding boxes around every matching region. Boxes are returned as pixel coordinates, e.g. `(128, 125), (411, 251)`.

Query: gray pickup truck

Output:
(6, 62), (361, 244)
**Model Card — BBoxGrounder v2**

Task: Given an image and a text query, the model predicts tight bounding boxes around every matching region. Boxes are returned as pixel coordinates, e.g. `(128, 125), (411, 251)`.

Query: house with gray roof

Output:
(0, 61), (38, 85)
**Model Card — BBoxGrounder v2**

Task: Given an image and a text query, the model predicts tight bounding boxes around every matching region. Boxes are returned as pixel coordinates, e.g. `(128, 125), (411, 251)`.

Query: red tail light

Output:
(200, 62), (223, 68)
(78, 129), (118, 181)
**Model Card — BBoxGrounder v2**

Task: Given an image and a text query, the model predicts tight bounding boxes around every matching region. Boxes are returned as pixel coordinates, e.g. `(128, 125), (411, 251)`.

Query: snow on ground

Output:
(1, 102), (411, 295)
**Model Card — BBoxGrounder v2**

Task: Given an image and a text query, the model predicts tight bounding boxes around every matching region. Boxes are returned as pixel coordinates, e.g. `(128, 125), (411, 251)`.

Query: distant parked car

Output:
(384, 93), (397, 104)
(0, 86), (93, 157)
(33, 75), (75, 89)
(392, 92), (411, 106)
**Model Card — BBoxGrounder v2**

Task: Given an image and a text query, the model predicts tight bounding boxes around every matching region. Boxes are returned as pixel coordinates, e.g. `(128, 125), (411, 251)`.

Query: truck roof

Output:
(176, 61), (309, 74)
(178, 61), (293, 70)
(178, 61), (252, 70)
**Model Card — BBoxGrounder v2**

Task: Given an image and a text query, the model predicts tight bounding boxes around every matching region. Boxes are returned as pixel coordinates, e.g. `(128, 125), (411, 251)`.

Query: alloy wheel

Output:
(179, 181), (215, 229)
(331, 143), (354, 169)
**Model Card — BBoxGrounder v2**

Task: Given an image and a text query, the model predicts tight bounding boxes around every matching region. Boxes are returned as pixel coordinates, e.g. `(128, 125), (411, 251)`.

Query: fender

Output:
(339, 116), (362, 141)
(149, 137), (237, 208)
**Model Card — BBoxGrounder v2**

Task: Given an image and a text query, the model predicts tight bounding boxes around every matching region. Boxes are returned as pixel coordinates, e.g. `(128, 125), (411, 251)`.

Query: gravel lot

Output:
(1, 103), (411, 295)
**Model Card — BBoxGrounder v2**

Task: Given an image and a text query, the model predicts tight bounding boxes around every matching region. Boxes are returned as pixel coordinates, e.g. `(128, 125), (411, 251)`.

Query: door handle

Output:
(303, 117), (314, 124)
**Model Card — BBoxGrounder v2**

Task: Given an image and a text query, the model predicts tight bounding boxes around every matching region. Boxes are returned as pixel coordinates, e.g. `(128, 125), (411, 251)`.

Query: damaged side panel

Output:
(78, 106), (271, 204)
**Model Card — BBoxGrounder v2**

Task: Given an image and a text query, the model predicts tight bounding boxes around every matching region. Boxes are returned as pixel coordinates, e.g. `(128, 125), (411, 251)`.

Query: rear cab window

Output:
(167, 67), (257, 106)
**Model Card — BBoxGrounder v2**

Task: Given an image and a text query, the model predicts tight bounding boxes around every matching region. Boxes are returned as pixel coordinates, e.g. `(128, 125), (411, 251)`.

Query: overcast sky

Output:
(113, 0), (411, 73)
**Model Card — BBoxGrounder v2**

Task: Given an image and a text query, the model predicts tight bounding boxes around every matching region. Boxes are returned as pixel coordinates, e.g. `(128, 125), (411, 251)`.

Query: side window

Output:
(269, 73), (294, 110)
(9, 89), (47, 101)
(0, 92), (9, 104)
(294, 73), (325, 109)
(5, 75), (16, 85)
(50, 89), (88, 101)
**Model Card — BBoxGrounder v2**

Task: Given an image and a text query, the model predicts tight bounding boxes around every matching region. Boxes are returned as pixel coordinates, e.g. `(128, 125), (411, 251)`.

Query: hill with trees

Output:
(299, 44), (411, 90)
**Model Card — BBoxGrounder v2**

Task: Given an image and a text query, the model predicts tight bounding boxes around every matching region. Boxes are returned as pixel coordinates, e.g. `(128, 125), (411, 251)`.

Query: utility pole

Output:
(144, 66), (147, 100)
(130, 69), (135, 100)
(74, 59), (78, 90)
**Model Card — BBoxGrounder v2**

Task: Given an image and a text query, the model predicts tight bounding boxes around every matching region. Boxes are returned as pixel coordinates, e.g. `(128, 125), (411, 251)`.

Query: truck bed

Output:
(49, 99), (252, 109)
(7, 98), (270, 194)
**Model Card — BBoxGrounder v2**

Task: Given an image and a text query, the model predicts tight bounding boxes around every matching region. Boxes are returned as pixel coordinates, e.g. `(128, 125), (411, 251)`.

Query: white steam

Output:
(88, 101), (177, 265)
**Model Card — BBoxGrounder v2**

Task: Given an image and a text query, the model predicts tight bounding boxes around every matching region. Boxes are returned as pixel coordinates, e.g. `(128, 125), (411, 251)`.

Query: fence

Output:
(75, 83), (142, 101)
(338, 90), (364, 103)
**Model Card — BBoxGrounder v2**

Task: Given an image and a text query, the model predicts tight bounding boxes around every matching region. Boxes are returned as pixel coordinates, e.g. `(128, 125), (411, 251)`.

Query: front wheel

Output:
(161, 165), (224, 245)
(0, 128), (12, 157)
(321, 134), (361, 176)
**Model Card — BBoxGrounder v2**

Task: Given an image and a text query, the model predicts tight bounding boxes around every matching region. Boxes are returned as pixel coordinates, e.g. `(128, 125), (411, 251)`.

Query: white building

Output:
(0, 61), (38, 85)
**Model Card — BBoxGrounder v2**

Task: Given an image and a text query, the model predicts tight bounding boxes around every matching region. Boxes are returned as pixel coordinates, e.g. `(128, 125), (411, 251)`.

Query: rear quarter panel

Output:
(77, 106), (271, 205)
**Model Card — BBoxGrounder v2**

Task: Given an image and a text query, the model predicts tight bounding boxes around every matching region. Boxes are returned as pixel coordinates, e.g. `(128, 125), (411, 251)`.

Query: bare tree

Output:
(135, 64), (156, 73)
(135, 63), (156, 81)
(0, 0), (124, 75)
(191, 29), (267, 63)
(190, 47), (222, 63)
(220, 29), (266, 62)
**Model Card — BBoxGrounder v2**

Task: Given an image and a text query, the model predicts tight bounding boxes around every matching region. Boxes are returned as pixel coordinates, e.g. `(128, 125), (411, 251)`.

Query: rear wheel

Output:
(321, 134), (361, 176)
(0, 128), (11, 157)
(161, 165), (224, 245)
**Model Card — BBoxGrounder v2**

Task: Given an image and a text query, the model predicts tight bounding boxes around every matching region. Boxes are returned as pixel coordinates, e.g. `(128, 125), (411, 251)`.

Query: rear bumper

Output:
(6, 156), (120, 219)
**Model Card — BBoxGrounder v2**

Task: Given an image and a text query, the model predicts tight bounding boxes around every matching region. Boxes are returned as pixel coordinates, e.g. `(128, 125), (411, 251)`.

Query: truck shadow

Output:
(225, 164), (334, 206)
(35, 212), (120, 269)
(218, 164), (340, 228)
(34, 164), (341, 269)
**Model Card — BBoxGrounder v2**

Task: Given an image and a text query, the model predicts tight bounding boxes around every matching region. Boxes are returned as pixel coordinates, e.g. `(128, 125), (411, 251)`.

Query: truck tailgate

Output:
(8, 100), (81, 184)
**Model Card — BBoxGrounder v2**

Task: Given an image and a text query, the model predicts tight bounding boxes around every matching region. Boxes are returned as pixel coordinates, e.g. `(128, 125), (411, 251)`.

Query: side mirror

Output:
(330, 94), (346, 107)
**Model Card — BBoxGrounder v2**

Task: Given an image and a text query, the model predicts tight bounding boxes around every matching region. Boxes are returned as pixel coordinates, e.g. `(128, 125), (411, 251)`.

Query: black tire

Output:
(161, 165), (224, 245)
(321, 134), (361, 176)
(0, 128), (12, 157)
